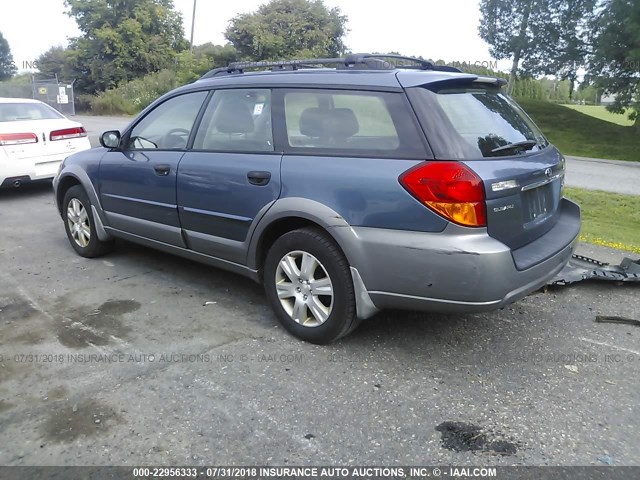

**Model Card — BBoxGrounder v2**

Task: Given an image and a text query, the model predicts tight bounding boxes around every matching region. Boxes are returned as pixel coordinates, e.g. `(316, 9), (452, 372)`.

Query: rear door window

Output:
(279, 89), (427, 159)
(193, 89), (274, 152)
(406, 85), (549, 160)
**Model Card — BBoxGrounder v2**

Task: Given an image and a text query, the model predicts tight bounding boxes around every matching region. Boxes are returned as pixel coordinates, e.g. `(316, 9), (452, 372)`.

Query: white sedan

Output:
(0, 98), (91, 188)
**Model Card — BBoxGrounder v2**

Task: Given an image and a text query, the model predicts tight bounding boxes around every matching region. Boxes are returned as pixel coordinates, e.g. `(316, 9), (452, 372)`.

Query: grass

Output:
(561, 104), (635, 127)
(517, 99), (640, 162)
(564, 187), (640, 254)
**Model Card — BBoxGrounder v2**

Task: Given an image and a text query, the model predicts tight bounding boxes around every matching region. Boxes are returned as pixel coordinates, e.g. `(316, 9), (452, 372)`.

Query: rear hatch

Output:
(404, 77), (564, 250)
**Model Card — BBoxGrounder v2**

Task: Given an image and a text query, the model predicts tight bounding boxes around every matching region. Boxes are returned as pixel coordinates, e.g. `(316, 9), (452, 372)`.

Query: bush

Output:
(74, 94), (93, 114)
(85, 44), (238, 115)
(0, 74), (33, 98)
(88, 69), (179, 115)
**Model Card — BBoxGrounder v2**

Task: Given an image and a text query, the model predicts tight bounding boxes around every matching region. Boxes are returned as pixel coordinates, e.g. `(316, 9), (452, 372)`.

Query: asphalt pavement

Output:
(564, 156), (639, 196)
(73, 115), (132, 147)
(0, 183), (638, 466)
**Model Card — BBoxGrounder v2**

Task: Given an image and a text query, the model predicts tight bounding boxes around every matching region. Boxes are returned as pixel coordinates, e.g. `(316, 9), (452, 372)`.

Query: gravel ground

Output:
(0, 183), (638, 467)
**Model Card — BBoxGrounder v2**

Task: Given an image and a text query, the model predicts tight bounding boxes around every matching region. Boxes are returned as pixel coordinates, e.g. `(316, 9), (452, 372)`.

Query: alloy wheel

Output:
(275, 250), (334, 327)
(66, 198), (91, 248)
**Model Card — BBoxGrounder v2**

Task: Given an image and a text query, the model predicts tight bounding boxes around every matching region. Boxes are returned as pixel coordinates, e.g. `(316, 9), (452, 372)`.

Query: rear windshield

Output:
(0, 103), (64, 122)
(406, 85), (549, 160)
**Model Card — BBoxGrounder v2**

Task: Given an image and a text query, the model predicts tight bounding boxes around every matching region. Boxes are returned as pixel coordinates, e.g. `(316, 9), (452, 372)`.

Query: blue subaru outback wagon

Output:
(53, 54), (581, 343)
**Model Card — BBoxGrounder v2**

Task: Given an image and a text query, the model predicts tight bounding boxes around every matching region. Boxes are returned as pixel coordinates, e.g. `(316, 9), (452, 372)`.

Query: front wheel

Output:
(264, 228), (358, 344)
(63, 185), (114, 258)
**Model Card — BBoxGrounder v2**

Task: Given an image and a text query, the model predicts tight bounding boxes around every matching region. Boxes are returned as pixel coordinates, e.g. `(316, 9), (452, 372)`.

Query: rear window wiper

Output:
(489, 140), (538, 156)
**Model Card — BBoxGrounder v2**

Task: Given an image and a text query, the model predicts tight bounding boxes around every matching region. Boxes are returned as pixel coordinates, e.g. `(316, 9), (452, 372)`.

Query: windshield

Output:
(407, 85), (549, 160)
(0, 102), (64, 122)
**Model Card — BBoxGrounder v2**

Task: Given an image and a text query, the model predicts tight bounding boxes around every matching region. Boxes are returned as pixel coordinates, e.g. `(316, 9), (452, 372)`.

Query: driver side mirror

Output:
(100, 130), (121, 149)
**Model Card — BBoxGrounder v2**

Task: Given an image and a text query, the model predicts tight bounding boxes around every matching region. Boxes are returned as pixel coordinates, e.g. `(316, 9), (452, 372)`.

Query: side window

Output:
(282, 89), (425, 157)
(193, 89), (273, 152)
(127, 91), (208, 150)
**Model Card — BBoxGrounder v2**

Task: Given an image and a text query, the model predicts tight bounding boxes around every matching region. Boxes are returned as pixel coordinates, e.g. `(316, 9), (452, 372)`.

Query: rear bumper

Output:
(348, 199), (580, 314)
(1, 155), (65, 186)
(1, 175), (52, 189)
(1, 140), (91, 186)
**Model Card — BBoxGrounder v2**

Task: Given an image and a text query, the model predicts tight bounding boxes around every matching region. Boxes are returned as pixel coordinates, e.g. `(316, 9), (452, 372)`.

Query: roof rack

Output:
(200, 53), (462, 79)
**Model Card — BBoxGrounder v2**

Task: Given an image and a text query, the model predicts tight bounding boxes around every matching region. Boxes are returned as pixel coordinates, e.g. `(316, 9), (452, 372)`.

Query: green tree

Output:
(590, 0), (640, 131)
(36, 46), (75, 80)
(225, 0), (348, 60)
(480, 0), (533, 94)
(522, 0), (596, 100)
(175, 43), (239, 83)
(0, 31), (17, 80)
(65, 0), (188, 93)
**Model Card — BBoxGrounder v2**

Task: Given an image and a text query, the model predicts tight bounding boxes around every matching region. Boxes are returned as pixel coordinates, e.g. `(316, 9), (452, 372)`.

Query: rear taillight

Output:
(50, 127), (87, 141)
(0, 133), (38, 146)
(399, 161), (487, 227)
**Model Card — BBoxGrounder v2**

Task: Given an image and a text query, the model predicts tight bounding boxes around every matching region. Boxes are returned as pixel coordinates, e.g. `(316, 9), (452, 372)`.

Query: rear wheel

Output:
(264, 228), (358, 344)
(63, 185), (113, 258)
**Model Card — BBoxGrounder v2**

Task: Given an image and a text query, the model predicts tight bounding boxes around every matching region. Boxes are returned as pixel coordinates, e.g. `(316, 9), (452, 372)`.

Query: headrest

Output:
(214, 99), (254, 134)
(299, 107), (359, 138)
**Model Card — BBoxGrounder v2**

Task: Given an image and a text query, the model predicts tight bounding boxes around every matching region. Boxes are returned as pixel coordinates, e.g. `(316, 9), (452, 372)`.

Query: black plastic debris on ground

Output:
(435, 421), (518, 455)
(549, 254), (640, 286)
(596, 315), (640, 327)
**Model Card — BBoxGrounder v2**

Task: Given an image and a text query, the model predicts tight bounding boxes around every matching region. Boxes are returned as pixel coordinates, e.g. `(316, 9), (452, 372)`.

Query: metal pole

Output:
(190, 0), (197, 52)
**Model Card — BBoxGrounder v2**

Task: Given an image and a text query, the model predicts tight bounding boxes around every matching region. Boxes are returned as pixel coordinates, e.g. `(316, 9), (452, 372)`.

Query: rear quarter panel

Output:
(280, 156), (449, 232)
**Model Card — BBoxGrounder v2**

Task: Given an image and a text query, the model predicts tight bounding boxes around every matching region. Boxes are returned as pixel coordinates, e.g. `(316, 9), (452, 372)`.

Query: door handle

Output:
(247, 171), (271, 186)
(154, 164), (171, 176)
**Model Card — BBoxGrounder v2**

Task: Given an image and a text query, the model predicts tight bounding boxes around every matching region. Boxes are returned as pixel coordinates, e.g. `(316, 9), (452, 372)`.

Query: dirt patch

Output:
(56, 299), (139, 349)
(42, 399), (120, 444)
(436, 421), (519, 455)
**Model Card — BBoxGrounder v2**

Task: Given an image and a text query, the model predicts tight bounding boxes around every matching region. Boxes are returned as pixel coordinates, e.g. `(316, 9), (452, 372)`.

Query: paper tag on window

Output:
(253, 103), (264, 115)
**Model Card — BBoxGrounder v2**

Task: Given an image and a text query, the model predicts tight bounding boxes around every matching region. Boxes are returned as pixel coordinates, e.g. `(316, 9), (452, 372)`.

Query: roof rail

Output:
(200, 53), (462, 79)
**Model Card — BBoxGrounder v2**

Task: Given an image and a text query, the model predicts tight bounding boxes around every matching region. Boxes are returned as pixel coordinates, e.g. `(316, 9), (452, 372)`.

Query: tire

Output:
(264, 227), (359, 344)
(62, 185), (114, 258)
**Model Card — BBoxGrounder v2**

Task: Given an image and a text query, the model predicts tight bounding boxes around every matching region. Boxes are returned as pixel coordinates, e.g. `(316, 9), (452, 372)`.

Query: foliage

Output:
(64, 0), (188, 93)
(439, 60), (568, 102)
(88, 69), (179, 115)
(518, 99), (640, 161)
(174, 43), (238, 84)
(36, 46), (76, 81)
(87, 43), (237, 115)
(0, 31), (17, 80)
(0, 74), (32, 98)
(564, 187), (640, 254)
(225, 0), (347, 60)
(479, 0), (555, 92)
(589, 0), (640, 130)
(522, 0), (596, 99)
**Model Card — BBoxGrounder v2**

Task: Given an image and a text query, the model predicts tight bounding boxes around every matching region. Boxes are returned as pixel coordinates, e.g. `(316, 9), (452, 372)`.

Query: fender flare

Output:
(247, 197), (379, 319)
(55, 167), (112, 241)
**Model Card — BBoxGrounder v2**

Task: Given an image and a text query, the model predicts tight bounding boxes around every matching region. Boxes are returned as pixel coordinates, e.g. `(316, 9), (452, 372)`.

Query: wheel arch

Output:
(248, 198), (358, 273)
(55, 168), (111, 242)
(55, 174), (82, 216)
(249, 199), (379, 320)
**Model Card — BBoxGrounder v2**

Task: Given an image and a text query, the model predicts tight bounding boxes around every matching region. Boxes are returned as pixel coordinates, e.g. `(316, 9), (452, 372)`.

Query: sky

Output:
(0, 0), (508, 72)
